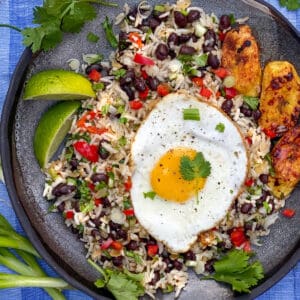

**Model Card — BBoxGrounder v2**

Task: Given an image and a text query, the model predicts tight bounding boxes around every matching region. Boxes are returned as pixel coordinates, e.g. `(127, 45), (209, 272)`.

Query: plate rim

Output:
(1, 0), (299, 299)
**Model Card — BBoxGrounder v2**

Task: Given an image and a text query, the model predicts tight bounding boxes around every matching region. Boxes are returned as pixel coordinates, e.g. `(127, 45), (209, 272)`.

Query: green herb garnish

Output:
(243, 96), (259, 110)
(143, 191), (156, 200)
(125, 250), (143, 264)
(154, 4), (166, 12)
(112, 69), (126, 79)
(263, 201), (272, 214)
(194, 54), (208, 67)
(118, 136), (127, 147)
(264, 153), (275, 177)
(88, 259), (145, 300)
(180, 152), (211, 181)
(93, 82), (105, 91)
(87, 32), (99, 43)
(102, 16), (118, 48)
(203, 249), (264, 293)
(215, 123), (225, 132)
(229, 13), (236, 25)
(183, 108), (200, 121)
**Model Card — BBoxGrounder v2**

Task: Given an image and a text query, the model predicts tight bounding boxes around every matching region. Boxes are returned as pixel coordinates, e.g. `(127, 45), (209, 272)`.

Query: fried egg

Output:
(130, 92), (248, 253)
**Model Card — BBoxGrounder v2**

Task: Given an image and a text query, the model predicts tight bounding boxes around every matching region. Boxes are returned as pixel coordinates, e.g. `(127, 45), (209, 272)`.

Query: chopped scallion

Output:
(183, 108), (200, 121)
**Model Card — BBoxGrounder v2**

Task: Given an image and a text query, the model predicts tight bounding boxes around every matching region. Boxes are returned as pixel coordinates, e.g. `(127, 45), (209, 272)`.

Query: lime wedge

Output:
(34, 101), (81, 169)
(23, 69), (96, 100)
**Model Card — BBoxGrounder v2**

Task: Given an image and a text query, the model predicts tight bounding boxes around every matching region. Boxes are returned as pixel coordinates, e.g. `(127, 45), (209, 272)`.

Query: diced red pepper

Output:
(243, 240), (252, 252)
(245, 136), (252, 146)
(88, 69), (101, 82)
(263, 128), (277, 139)
(128, 32), (143, 48)
(111, 241), (123, 251)
(147, 244), (158, 257)
(139, 87), (149, 100)
(101, 238), (113, 250)
(282, 208), (295, 218)
(129, 100), (143, 110)
(216, 91), (221, 98)
(224, 87), (237, 99)
(230, 227), (247, 247)
(65, 211), (74, 220)
(74, 141), (99, 162)
(89, 183), (95, 192)
(191, 77), (204, 87)
(123, 208), (134, 216)
(77, 111), (97, 128)
(212, 67), (229, 78)
(200, 87), (212, 98)
(218, 32), (226, 42)
(124, 178), (132, 191)
(94, 198), (103, 206)
(245, 178), (254, 187)
(157, 83), (170, 97)
(86, 126), (108, 135)
(141, 68), (148, 79)
(133, 53), (155, 66)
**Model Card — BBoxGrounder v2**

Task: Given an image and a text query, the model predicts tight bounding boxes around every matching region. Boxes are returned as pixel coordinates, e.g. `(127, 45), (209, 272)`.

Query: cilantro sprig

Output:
(16, 0), (118, 53)
(88, 259), (145, 300)
(203, 250), (264, 293)
(180, 152), (211, 181)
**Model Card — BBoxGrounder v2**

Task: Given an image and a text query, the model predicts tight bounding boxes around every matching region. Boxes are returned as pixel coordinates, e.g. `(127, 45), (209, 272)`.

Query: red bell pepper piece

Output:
(245, 178), (254, 187)
(191, 77), (204, 87)
(94, 198), (103, 206)
(263, 128), (276, 139)
(88, 183), (95, 192)
(139, 87), (149, 100)
(218, 32), (226, 42)
(245, 136), (252, 146)
(111, 240), (123, 251)
(282, 208), (295, 218)
(129, 100), (143, 110)
(230, 227), (247, 247)
(101, 238), (113, 250)
(224, 87), (237, 99)
(123, 208), (134, 216)
(74, 141), (99, 162)
(141, 69), (148, 79)
(200, 87), (212, 98)
(86, 126), (108, 135)
(65, 211), (74, 220)
(133, 53), (155, 66)
(212, 67), (229, 79)
(128, 32), (143, 48)
(88, 69), (101, 82)
(243, 240), (251, 252)
(157, 83), (170, 97)
(147, 244), (158, 257)
(124, 178), (132, 191)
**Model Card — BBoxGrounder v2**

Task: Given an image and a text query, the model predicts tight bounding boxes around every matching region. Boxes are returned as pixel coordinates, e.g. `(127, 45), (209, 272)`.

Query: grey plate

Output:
(1, 0), (300, 299)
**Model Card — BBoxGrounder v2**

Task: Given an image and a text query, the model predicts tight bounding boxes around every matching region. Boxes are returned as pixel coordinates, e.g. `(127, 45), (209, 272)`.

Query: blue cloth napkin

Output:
(0, 0), (299, 299)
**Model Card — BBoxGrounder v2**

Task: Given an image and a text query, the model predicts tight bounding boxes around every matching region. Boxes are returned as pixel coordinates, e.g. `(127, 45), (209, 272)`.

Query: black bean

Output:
(187, 10), (200, 22)
(240, 104), (253, 117)
(134, 77), (147, 92)
(241, 203), (253, 214)
(112, 256), (123, 267)
(167, 32), (179, 47)
(174, 11), (187, 28)
(204, 259), (216, 273)
(169, 49), (176, 59)
(102, 197), (111, 208)
(69, 158), (79, 171)
(127, 6), (137, 21)
(219, 15), (231, 31)
(109, 231), (117, 240)
(256, 190), (270, 208)
(146, 76), (159, 91)
(204, 29), (217, 47)
(116, 229), (127, 240)
(179, 45), (196, 55)
(121, 85), (135, 100)
(252, 109), (262, 121)
(184, 250), (196, 261)
(109, 220), (122, 231)
(119, 69), (135, 86)
(57, 202), (65, 212)
(207, 53), (220, 69)
(71, 226), (79, 234)
(91, 217), (101, 227)
(126, 240), (139, 251)
(149, 17), (161, 30)
(178, 33), (192, 44)
(52, 183), (76, 197)
(85, 64), (102, 75)
(91, 173), (108, 184)
(100, 255), (109, 263)
(161, 249), (169, 258)
(259, 174), (269, 184)
(155, 43), (169, 60)
(72, 201), (80, 212)
(203, 44), (215, 53)
(150, 271), (160, 285)
(118, 31), (130, 51)
(91, 229), (101, 238)
(221, 99), (233, 115)
(191, 33), (199, 42)
(244, 222), (253, 232)
(99, 146), (110, 160)
(173, 260), (183, 270)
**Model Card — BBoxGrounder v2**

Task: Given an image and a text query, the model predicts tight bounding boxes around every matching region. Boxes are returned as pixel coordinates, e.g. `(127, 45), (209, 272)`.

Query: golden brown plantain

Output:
(268, 125), (300, 199)
(259, 61), (300, 136)
(221, 25), (261, 97)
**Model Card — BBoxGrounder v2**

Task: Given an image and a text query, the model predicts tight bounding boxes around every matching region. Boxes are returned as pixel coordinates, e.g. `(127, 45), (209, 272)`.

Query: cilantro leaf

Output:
(215, 123), (225, 132)
(180, 152), (211, 181)
(102, 16), (118, 48)
(112, 68), (127, 79)
(203, 250), (264, 293)
(279, 0), (300, 10)
(243, 96), (259, 110)
(88, 259), (145, 300)
(143, 191), (156, 200)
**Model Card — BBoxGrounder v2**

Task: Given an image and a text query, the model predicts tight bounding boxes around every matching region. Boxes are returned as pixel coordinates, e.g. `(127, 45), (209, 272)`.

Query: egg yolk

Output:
(150, 147), (206, 203)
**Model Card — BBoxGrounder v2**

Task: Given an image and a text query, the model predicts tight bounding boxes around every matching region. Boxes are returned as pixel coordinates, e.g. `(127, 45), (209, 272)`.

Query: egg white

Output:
(130, 92), (248, 253)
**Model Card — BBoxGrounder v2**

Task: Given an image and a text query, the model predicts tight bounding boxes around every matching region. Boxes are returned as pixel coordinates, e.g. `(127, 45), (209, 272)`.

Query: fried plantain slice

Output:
(259, 61), (300, 136)
(221, 25), (261, 97)
(268, 125), (300, 198)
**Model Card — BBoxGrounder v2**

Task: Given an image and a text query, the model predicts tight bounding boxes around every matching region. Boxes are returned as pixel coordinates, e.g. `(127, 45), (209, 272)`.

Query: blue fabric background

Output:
(0, 0), (299, 299)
